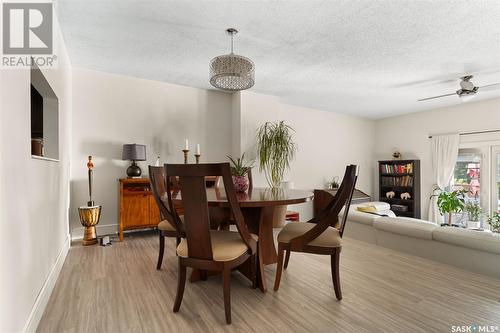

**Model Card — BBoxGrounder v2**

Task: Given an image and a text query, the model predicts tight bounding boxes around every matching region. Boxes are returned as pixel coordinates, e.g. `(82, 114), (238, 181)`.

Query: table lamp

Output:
(122, 144), (146, 177)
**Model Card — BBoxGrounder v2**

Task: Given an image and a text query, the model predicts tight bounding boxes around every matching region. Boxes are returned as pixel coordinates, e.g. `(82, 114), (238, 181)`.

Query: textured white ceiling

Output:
(56, 0), (500, 118)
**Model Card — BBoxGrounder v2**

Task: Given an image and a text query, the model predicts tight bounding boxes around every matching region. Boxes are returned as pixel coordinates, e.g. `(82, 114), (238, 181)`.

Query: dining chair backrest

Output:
(336, 165), (358, 237)
(165, 163), (256, 261)
(314, 165), (357, 227)
(148, 166), (184, 233)
(247, 168), (253, 190)
(289, 165), (357, 249)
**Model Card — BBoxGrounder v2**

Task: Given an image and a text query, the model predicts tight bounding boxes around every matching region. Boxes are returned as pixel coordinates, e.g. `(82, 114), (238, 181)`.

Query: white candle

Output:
(196, 144), (200, 155)
(184, 139), (189, 150)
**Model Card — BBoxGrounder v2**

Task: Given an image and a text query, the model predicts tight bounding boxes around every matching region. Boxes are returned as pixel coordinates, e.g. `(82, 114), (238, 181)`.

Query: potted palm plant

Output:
(432, 189), (466, 226)
(227, 153), (253, 192)
(257, 121), (297, 227)
(257, 121), (297, 189)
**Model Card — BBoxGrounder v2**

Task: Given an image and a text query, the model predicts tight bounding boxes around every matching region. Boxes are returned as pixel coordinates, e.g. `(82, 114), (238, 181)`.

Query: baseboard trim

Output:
(71, 223), (119, 240)
(23, 234), (70, 333)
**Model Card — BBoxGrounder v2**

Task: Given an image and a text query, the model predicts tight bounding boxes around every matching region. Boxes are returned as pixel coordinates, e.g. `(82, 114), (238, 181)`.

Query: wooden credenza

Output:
(119, 178), (161, 241)
(313, 188), (371, 218)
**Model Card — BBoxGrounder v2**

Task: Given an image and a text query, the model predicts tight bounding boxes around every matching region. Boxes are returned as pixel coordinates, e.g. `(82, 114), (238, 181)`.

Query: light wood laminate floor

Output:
(38, 230), (500, 333)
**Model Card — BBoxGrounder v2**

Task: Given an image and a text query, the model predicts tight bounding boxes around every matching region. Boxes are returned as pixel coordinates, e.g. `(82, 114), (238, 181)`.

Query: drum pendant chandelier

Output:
(209, 28), (255, 91)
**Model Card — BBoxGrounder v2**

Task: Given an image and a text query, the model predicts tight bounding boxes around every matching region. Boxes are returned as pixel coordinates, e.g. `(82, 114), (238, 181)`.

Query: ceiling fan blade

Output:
(418, 92), (457, 101)
(478, 83), (500, 90)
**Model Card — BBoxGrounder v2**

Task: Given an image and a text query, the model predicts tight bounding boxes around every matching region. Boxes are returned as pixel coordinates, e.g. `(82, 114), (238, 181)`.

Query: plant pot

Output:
(272, 205), (287, 228)
(467, 221), (481, 229)
(232, 175), (249, 192)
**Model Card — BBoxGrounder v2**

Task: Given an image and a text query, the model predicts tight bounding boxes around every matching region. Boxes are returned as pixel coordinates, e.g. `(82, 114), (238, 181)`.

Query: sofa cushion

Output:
(356, 201), (391, 213)
(433, 227), (500, 255)
(373, 217), (438, 240)
(341, 203), (395, 226)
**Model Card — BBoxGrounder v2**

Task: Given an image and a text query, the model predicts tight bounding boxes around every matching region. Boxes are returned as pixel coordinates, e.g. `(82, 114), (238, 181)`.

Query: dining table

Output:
(173, 187), (313, 292)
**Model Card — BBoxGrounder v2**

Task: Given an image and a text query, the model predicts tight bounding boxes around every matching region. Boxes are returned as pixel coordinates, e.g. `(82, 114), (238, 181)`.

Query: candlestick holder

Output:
(182, 149), (189, 164)
(195, 154), (201, 164)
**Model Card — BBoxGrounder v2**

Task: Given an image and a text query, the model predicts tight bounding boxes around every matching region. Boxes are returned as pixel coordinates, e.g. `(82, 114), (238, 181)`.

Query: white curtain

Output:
(428, 133), (460, 224)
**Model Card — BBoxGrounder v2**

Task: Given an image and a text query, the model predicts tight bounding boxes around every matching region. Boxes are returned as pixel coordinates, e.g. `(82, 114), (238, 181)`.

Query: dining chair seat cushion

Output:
(176, 230), (258, 261)
(278, 222), (341, 248)
(158, 215), (184, 232)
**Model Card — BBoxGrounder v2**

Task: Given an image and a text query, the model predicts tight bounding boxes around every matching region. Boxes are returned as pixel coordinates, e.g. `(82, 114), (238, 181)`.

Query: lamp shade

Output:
(122, 144), (146, 161)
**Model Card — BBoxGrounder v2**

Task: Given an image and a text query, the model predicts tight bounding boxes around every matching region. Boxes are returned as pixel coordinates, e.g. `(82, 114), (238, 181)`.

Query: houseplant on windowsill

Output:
(432, 189), (466, 226)
(257, 121), (297, 227)
(487, 212), (500, 233)
(227, 153), (254, 192)
(465, 201), (482, 229)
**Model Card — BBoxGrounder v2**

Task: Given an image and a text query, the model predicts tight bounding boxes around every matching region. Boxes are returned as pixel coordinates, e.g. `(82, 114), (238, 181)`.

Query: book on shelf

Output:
(380, 175), (413, 187)
(379, 162), (413, 174)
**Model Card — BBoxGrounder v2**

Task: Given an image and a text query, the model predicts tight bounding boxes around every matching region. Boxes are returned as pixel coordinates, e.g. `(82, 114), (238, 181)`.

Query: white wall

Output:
(70, 77), (376, 233)
(238, 91), (376, 220)
(70, 68), (233, 236)
(375, 98), (500, 219)
(0, 18), (72, 332)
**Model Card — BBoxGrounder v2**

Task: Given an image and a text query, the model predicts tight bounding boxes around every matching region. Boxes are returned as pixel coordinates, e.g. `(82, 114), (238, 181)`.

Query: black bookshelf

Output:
(378, 159), (421, 219)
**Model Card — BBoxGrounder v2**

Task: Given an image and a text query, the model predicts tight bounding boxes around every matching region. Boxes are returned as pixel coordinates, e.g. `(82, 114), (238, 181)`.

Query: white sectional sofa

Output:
(342, 202), (500, 279)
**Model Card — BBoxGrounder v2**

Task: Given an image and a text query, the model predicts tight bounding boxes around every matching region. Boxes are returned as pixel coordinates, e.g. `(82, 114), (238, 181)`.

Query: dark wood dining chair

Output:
(165, 163), (258, 324)
(273, 165), (358, 300)
(149, 166), (185, 270)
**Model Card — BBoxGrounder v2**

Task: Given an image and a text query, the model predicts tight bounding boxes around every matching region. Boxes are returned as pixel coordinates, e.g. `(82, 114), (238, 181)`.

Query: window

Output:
(450, 139), (500, 229)
(493, 146), (500, 213)
(453, 149), (482, 203)
(30, 65), (59, 160)
(452, 149), (482, 226)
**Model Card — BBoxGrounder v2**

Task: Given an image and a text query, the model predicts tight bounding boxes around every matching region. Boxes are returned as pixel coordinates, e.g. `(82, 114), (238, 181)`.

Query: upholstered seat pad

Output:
(177, 230), (257, 261)
(158, 215), (184, 232)
(278, 222), (341, 248)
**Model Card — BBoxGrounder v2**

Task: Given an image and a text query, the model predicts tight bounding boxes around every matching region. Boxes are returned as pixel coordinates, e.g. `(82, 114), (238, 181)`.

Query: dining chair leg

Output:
(251, 253), (257, 288)
(283, 249), (291, 269)
(257, 245), (267, 292)
(222, 266), (232, 324)
(176, 237), (181, 246)
(331, 248), (342, 300)
(173, 259), (186, 312)
(157, 234), (165, 270)
(274, 243), (285, 292)
(200, 270), (208, 281)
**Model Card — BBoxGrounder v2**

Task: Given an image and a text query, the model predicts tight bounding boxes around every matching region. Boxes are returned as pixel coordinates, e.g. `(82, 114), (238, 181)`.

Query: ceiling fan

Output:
(418, 75), (500, 101)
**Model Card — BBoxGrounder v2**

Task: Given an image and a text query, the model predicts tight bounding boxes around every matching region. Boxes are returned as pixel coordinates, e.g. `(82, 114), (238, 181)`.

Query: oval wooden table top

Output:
(172, 187), (313, 207)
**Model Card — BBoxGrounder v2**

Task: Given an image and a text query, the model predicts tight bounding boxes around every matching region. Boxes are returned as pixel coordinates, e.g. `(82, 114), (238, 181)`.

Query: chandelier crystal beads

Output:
(209, 28), (255, 91)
